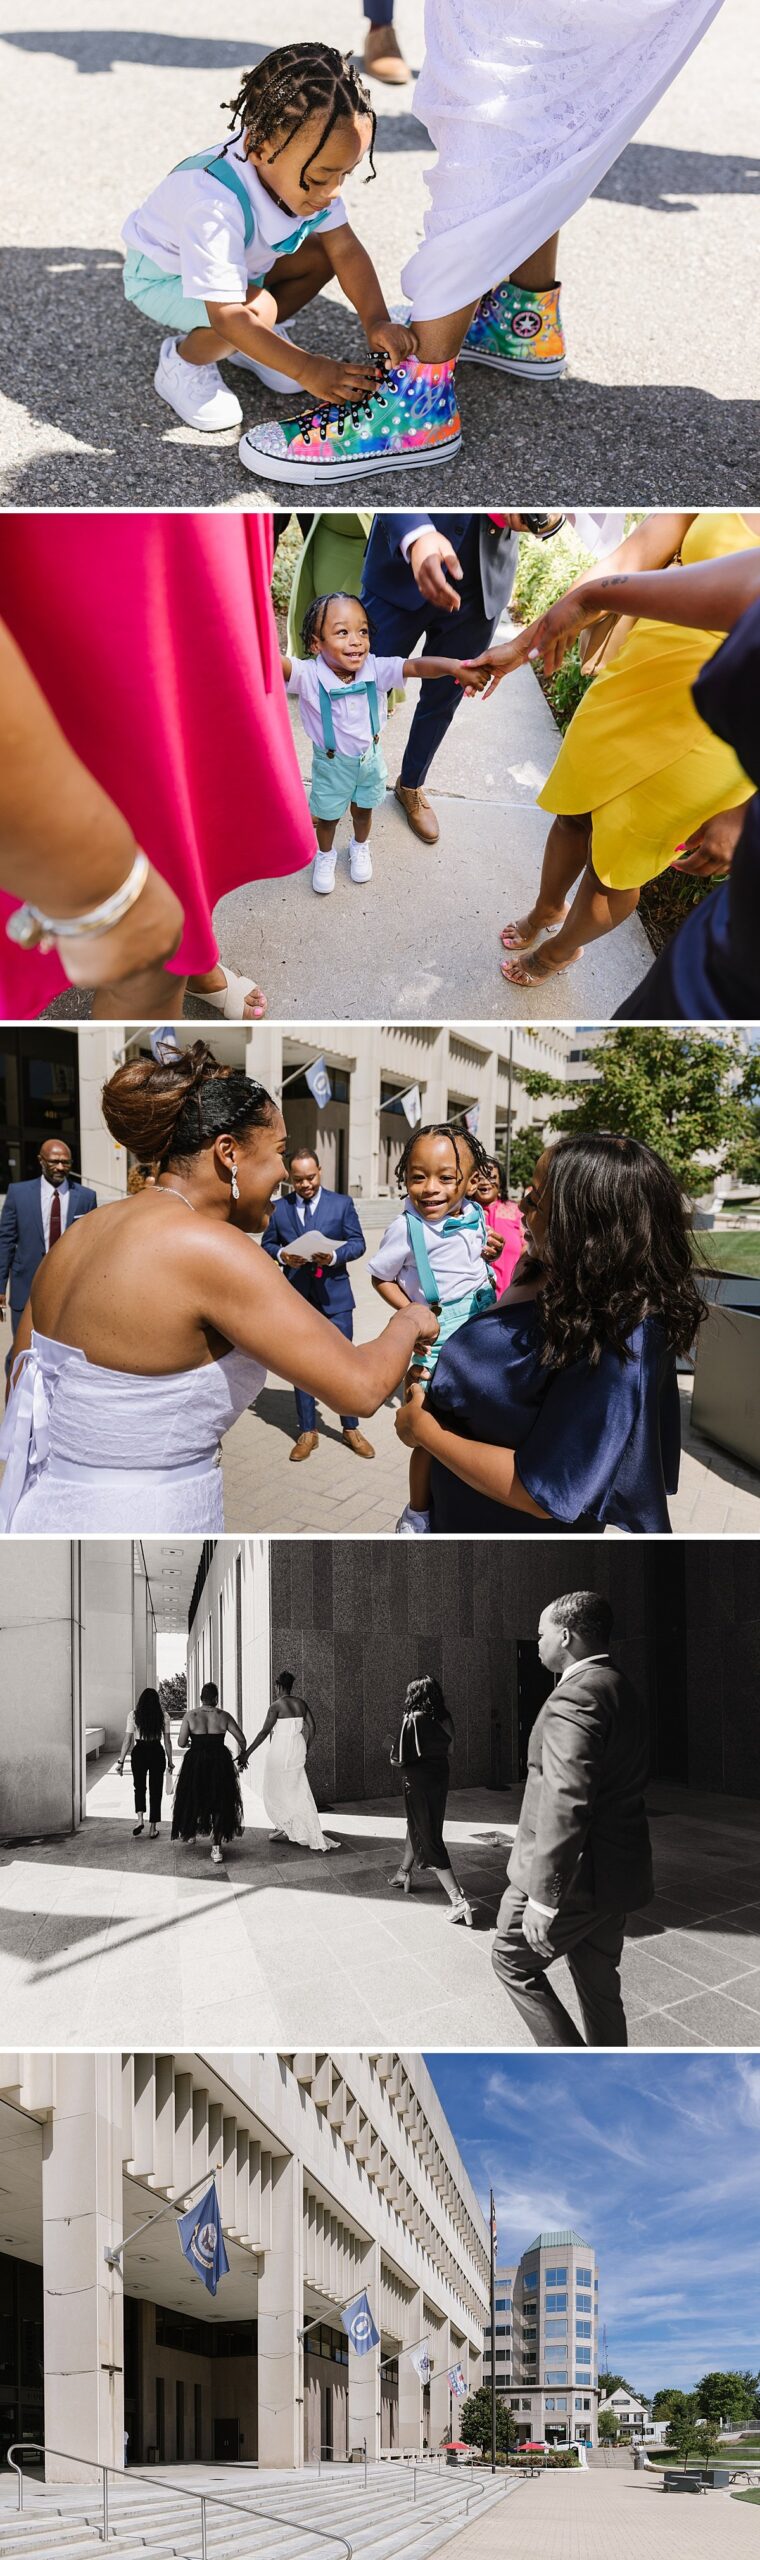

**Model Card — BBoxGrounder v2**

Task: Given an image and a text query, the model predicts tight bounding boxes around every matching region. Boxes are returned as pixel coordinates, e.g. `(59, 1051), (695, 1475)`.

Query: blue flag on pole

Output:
(304, 1056), (332, 1109)
(177, 2180), (229, 2296)
(340, 2291), (380, 2355)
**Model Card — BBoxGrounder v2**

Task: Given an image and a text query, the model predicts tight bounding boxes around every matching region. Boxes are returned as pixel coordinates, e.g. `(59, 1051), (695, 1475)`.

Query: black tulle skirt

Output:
(404, 1764), (451, 1870)
(171, 1737), (244, 1843)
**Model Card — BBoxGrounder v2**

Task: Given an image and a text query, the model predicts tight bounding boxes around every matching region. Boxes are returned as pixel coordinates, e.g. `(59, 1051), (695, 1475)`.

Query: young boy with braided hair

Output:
(369, 1121), (502, 1533)
(122, 40), (414, 432)
(281, 590), (488, 893)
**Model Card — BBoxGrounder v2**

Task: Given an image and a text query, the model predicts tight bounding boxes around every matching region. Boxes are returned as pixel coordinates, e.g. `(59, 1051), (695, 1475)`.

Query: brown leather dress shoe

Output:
(289, 1430), (319, 1462)
(342, 1428), (376, 1459)
(394, 780), (440, 845)
(364, 22), (410, 82)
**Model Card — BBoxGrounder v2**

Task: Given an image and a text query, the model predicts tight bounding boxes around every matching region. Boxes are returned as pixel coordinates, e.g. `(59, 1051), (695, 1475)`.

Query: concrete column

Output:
(429, 2320), (451, 2449)
(347, 2240), (381, 2460)
(0, 1540), (76, 1837)
(77, 1027), (126, 1205)
(42, 2054), (124, 2483)
(79, 1540), (136, 1753)
(347, 1027), (380, 1199)
(398, 2287), (424, 2451)
(257, 2151), (303, 2468)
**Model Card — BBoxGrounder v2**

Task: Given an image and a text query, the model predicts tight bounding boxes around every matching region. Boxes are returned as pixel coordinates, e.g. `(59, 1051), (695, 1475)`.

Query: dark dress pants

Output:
(294, 1308), (358, 1436)
(492, 1885), (628, 2047)
(361, 586), (496, 788)
(131, 1740), (165, 1825)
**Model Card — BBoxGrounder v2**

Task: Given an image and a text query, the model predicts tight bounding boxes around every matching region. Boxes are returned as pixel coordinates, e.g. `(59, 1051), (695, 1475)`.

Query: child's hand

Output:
(299, 352), (380, 406)
(370, 319), (417, 367)
(395, 1383), (427, 1448)
(454, 661), (492, 696)
(483, 1232), (502, 1261)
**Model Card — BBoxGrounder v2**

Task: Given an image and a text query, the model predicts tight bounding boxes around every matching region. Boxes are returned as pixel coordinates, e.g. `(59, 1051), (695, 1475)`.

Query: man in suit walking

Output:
(261, 1145), (375, 1465)
(360, 512), (527, 844)
(0, 1138), (97, 1365)
(492, 1589), (654, 2048)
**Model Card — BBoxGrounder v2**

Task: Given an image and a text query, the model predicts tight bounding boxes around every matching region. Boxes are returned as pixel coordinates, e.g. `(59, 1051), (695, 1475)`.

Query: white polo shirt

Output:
(123, 144), (348, 302)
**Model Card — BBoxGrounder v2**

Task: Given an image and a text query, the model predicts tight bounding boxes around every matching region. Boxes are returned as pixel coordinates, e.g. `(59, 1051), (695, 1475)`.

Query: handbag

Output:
(578, 610), (636, 674)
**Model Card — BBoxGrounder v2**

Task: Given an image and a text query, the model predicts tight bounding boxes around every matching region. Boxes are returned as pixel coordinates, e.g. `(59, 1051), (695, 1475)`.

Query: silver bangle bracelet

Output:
(6, 849), (150, 952)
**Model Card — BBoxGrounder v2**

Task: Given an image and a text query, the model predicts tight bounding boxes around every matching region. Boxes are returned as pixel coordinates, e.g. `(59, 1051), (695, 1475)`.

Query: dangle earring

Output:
(230, 1159), (240, 1203)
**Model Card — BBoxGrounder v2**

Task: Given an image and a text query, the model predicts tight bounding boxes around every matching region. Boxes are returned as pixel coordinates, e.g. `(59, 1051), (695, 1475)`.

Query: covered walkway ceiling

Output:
(141, 1542), (205, 1634)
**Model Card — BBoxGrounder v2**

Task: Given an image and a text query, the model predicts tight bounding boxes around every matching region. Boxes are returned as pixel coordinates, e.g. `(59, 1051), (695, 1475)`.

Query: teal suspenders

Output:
(174, 152), (334, 259)
(317, 676), (381, 760)
(405, 1212), (443, 1313)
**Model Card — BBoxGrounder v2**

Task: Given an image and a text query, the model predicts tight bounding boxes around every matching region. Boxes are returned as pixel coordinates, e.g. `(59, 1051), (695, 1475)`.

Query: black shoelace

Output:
(291, 353), (406, 445)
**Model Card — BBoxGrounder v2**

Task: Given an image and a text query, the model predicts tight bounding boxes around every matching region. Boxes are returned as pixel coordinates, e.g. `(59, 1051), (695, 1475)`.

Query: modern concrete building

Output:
(0, 2051), (486, 2480)
(482, 2232), (598, 2450)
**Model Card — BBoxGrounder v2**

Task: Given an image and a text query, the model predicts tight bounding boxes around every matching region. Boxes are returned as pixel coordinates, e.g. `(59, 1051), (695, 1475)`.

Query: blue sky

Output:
(425, 2052), (760, 2397)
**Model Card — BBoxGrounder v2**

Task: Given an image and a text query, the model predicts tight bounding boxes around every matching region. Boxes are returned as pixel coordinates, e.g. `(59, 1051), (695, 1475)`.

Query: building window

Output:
(546, 2268), (567, 2285)
(576, 2322), (591, 2338)
(576, 2351), (592, 2368)
(545, 2321), (567, 2338)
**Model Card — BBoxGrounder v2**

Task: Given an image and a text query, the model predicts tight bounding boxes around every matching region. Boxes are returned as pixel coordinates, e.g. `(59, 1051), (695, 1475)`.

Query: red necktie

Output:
(48, 1188), (62, 1247)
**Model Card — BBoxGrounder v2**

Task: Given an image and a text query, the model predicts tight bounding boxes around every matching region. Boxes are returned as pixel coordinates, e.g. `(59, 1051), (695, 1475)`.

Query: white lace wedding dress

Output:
(402, 0), (725, 312)
(0, 1332), (266, 1532)
(263, 1716), (334, 1852)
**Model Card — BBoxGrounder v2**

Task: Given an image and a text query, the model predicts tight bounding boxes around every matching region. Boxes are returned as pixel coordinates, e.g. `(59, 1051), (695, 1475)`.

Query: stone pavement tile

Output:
(653, 1926), (760, 1987)
(619, 1944), (718, 2013)
(426, 2466), (760, 2558)
(655, 1985), (760, 2042)
(629, 2009), (709, 2046)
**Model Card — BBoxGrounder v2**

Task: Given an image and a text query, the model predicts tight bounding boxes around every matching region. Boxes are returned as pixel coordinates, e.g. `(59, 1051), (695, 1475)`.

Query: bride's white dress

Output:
(402, 0), (725, 313)
(0, 1332), (267, 1532)
(263, 1716), (333, 1852)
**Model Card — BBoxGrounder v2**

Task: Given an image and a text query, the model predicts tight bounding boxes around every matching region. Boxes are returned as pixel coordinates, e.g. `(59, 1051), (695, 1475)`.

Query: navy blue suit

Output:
(361, 513), (518, 787)
(261, 1188), (367, 1434)
(0, 1175), (97, 1365)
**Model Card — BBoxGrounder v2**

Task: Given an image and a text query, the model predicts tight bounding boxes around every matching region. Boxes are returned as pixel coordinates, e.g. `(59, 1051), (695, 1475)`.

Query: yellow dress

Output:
(538, 512), (759, 891)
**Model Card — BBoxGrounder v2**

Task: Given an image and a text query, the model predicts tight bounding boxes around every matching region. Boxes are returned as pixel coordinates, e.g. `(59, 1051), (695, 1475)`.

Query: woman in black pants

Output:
(389, 1675), (472, 1925)
(117, 1688), (173, 1838)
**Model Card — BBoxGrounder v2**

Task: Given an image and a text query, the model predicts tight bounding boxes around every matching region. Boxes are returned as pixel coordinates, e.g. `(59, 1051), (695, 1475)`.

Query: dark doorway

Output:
(155, 2378), (165, 2462)
(214, 2416), (241, 2461)
(322, 2383), (333, 2460)
(175, 2380), (184, 2462)
(517, 1643), (553, 1778)
(0, 1030), (81, 1191)
(194, 2383), (202, 2460)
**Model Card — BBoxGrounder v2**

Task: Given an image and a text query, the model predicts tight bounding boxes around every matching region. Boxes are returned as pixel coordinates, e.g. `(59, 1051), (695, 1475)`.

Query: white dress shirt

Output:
(528, 1653), (611, 1919)
(40, 1174), (70, 1249)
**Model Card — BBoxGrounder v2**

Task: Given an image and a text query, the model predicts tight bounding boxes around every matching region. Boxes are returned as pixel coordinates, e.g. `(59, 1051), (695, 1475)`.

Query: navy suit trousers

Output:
(362, 586), (498, 788)
(295, 1307), (358, 1436)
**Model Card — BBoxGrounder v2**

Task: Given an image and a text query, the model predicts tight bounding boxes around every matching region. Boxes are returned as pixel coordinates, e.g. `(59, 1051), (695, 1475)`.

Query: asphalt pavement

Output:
(0, 0), (756, 508)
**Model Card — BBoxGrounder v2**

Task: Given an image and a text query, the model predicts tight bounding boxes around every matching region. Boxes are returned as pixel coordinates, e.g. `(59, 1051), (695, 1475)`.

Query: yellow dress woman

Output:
(500, 509), (760, 988)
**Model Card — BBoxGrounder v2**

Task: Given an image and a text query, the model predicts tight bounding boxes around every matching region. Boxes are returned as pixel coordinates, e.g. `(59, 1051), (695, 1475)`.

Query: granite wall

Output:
(684, 1543), (760, 1797)
(269, 1541), (701, 1805)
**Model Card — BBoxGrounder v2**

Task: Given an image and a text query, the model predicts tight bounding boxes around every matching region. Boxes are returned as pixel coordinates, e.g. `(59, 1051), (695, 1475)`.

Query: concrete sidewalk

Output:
(213, 646), (652, 1020)
(0, 0), (756, 508)
(426, 2465), (760, 2560)
(220, 1254), (760, 1536)
(2, 1778), (759, 2050)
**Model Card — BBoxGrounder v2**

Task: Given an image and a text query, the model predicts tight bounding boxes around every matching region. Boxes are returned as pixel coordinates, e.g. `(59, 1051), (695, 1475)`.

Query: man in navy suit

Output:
(361, 511), (524, 844)
(0, 1137), (97, 1367)
(261, 1146), (375, 1464)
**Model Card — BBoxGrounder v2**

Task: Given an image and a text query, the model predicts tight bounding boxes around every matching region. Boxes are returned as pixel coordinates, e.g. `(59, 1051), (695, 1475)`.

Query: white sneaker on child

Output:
(312, 847), (338, 895)
(395, 1505), (431, 1536)
(154, 336), (242, 430)
(349, 837), (373, 883)
(228, 322), (305, 396)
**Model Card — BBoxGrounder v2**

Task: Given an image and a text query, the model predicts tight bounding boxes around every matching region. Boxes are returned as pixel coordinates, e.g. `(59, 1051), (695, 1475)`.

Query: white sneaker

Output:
(312, 847), (338, 895)
(395, 1505), (431, 1535)
(228, 322), (305, 396)
(349, 836), (373, 883)
(154, 336), (242, 431)
(210, 1843), (223, 1864)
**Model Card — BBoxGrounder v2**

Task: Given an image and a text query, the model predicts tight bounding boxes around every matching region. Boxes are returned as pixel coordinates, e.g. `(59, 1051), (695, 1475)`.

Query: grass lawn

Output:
(693, 1231), (760, 1275)
(734, 2488), (760, 2503)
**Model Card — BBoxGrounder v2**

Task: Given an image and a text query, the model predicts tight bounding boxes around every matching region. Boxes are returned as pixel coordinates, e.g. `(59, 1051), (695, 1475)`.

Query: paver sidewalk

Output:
(427, 2463), (760, 2558)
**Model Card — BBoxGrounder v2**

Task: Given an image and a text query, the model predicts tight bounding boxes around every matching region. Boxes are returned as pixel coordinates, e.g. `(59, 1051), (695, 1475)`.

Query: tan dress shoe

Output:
(342, 1428), (376, 1459)
(394, 780), (440, 845)
(289, 1430), (319, 1462)
(363, 22), (410, 82)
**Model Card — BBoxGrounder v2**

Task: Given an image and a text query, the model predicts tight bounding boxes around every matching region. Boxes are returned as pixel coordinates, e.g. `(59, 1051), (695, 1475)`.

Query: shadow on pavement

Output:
(595, 139), (760, 208)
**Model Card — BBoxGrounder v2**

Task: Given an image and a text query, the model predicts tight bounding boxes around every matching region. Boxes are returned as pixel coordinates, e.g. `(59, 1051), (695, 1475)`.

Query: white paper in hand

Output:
(283, 1230), (335, 1262)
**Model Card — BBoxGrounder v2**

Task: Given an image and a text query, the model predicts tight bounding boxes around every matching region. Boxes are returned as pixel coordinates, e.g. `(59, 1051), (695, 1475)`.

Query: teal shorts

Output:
(309, 739), (388, 822)
(122, 248), (266, 334)
(410, 1282), (497, 1385)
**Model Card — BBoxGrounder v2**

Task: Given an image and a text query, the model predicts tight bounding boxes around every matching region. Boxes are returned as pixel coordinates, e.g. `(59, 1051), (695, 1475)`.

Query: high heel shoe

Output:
(389, 1869), (412, 1893)
(445, 1896), (473, 1926)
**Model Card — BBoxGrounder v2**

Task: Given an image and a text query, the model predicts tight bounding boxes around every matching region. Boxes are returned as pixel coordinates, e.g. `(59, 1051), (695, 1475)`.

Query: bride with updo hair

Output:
(0, 1043), (437, 1533)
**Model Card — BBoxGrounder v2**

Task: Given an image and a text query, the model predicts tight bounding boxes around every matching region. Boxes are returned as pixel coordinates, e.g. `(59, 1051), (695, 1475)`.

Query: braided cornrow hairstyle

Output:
(301, 591), (374, 657)
(222, 42), (377, 186)
(395, 1121), (492, 1195)
(101, 1041), (277, 1170)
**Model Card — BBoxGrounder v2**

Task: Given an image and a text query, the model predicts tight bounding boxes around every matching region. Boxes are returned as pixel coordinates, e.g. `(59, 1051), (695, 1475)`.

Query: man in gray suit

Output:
(492, 1590), (654, 2048)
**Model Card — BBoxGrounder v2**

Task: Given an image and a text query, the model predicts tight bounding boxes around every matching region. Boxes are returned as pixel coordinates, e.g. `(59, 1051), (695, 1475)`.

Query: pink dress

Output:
(486, 1200), (525, 1296)
(0, 514), (314, 1016)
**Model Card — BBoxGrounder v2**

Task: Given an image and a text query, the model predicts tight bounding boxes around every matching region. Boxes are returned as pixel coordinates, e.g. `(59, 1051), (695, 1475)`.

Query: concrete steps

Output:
(2, 2469), (519, 2560)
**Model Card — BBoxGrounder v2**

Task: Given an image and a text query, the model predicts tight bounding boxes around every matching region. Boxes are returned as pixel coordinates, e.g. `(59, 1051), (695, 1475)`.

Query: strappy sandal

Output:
(445, 1895), (473, 1927)
(499, 919), (562, 953)
(501, 947), (584, 988)
(195, 968), (268, 1021)
(389, 1869), (413, 1893)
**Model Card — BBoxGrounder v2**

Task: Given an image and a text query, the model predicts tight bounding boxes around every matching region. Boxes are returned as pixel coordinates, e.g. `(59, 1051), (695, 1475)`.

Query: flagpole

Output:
(103, 2167), (222, 2272)
(490, 2189), (496, 2476)
(378, 2333), (429, 2373)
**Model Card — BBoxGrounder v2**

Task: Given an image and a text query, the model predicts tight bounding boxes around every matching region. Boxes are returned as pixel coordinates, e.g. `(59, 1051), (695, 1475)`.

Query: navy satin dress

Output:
(427, 1297), (680, 1535)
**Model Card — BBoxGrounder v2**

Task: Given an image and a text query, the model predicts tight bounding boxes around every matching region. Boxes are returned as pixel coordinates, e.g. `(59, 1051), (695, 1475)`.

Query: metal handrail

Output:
(7, 2444), (353, 2559)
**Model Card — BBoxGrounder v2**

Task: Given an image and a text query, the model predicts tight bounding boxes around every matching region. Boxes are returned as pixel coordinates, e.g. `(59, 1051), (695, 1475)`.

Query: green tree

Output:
(159, 1670), (187, 1718)
(598, 2411), (620, 2444)
(459, 2387), (516, 2457)
(598, 2374), (644, 2400)
(652, 2388), (690, 2421)
(511, 1027), (760, 1198)
(667, 2399), (720, 2473)
(696, 2371), (760, 2429)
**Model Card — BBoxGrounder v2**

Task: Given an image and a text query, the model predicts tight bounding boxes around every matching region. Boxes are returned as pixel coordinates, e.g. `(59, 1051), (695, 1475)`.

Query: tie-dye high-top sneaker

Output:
(461, 281), (567, 381)
(238, 354), (462, 484)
